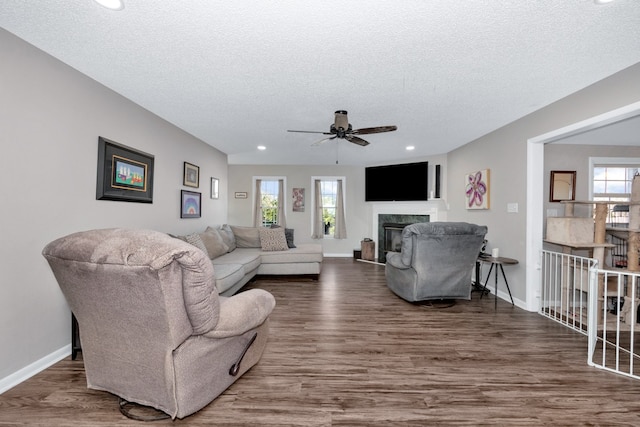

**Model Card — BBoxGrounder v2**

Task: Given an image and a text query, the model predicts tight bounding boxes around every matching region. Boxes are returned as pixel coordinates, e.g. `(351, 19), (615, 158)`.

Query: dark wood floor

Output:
(3, 258), (640, 426)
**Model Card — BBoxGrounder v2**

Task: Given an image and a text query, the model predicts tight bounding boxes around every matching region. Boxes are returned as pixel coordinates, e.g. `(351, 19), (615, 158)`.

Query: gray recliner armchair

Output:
(385, 222), (488, 302)
(42, 228), (275, 419)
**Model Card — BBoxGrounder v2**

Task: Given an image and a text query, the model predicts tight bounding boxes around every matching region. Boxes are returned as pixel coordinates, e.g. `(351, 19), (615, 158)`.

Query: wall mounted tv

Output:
(365, 161), (429, 202)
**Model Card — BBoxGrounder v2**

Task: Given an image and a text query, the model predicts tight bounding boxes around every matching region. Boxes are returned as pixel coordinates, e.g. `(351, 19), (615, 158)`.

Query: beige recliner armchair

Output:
(385, 222), (488, 302)
(42, 228), (275, 419)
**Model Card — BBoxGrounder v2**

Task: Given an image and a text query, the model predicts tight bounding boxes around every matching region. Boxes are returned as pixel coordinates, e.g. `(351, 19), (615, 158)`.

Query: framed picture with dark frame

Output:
(96, 136), (154, 203)
(183, 162), (199, 188)
(549, 170), (576, 202)
(181, 190), (201, 218)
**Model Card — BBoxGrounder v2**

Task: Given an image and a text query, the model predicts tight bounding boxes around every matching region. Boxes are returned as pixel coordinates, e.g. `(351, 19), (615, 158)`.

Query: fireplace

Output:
(377, 214), (429, 263)
(380, 223), (409, 263)
(371, 201), (446, 263)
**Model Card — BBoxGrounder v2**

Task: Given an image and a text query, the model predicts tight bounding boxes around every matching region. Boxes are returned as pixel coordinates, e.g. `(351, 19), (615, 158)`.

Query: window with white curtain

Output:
(253, 177), (287, 227)
(311, 176), (347, 239)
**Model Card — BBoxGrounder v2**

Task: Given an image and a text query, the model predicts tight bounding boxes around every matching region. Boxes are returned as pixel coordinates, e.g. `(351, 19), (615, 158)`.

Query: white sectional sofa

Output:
(176, 224), (323, 296)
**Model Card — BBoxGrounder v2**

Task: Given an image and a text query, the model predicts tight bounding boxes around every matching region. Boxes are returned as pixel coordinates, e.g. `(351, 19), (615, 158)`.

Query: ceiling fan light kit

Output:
(288, 110), (397, 147)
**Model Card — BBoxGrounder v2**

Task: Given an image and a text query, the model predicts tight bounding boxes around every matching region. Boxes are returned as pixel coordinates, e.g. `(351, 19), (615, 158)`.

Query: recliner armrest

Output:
(203, 289), (275, 338)
(385, 252), (410, 269)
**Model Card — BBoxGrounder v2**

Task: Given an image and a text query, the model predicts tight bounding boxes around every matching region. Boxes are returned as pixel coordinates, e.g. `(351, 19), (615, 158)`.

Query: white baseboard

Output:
(0, 345), (71, 394)
(356, 259), (385, 266)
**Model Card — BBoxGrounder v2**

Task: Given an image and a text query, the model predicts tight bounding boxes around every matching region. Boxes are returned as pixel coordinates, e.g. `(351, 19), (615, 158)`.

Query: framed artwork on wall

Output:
(96, 136), (154, 203)
(181, 190), (201, 218)
(465, 169), (490, 210)
(183, 162), (199, 188)
(549, 170), (576, 202)
(292, 187), (305, 212)
(210, 177), (219, 199)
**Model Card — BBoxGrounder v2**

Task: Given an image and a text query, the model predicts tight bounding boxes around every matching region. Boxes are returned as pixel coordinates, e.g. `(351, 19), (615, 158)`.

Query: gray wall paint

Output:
(0, 29), (228, 383)
(542, 144), (640, 254)
(3, 22), (640, 390)
(228, 157), (447, 256)
(544, 144), (640, 214)
(447, 63), (640, 303)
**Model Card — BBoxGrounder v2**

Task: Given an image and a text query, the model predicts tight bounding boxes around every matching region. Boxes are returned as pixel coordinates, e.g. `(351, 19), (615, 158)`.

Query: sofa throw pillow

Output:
(284, 228), (296, 249)
(230, 225), (261, 248)
(179, 233), (209, 255)
(219, 224), (237, 252)
(270, 224), (296, 248)
(199, 228), (229, 259)
(259, 227), (289, 251)
(207, 225), (236, 252)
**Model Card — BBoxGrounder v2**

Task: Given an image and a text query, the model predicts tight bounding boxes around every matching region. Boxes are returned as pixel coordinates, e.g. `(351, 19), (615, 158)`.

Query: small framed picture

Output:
(235, 192), (248, 199)
(181, 190), (201, 218)
(210, 177), (219, 199)
(292, 187), (305, 212)
(183, 162), (199, 188)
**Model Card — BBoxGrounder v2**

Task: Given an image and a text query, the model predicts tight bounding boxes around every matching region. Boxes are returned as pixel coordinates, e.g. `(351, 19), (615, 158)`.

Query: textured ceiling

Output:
(1, 0), (639, 165)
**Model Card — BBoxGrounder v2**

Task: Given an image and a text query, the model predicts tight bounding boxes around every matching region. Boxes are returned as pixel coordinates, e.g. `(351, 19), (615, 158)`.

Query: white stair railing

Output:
(588, 268), (640, 380)
(539, 250), (596, 335)
(540, 249), (640, 380)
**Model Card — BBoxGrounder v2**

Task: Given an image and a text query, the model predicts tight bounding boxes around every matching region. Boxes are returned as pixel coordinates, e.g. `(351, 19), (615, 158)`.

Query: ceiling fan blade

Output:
(353, 125), (397, 135)
(346, 135), (370, 146)
(287, 130), (333, 135)
(312, 135), (338, 146)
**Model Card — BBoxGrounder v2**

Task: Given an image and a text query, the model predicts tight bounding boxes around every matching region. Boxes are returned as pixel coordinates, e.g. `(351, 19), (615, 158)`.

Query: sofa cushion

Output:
(259, 227), (289, 251)
(259, 243), (323, 264)
(213, 249), (262, 273)
(199, 228), (229, 259)
(211, 263), (246, 294)
(270, 225), (296, 248)
(230, 225), (261, 248)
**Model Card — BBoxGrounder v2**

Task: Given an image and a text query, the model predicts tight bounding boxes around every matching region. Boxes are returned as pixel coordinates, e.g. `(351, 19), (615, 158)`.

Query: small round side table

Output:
(478, 255), (518, 308)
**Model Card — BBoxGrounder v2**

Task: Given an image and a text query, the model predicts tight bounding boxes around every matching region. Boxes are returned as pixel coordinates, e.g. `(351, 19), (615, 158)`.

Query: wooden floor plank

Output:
(3, 258), (640, 425)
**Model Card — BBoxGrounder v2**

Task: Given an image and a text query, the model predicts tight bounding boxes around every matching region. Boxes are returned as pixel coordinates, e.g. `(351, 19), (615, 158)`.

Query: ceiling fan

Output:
(287, 110), (397, 146)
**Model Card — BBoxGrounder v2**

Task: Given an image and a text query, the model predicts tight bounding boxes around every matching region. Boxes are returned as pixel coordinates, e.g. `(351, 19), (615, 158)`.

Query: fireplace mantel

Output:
(371, 201), (447, 262)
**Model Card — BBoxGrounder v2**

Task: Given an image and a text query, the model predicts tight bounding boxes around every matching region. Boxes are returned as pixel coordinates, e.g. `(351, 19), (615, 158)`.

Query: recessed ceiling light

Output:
(257, 145), (266, 151)
(406, 146), (415, 151)
(94, 0), (124, 10)
(594, 0), (615, 4)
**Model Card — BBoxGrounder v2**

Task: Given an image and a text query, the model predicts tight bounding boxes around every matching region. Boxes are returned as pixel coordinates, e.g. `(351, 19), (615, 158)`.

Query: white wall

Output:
(0, 29), (228, 389)
(447, 62), (640, 307)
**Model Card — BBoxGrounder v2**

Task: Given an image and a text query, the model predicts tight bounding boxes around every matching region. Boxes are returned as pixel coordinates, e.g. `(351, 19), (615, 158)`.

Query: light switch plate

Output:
(507, 202), (519, 213)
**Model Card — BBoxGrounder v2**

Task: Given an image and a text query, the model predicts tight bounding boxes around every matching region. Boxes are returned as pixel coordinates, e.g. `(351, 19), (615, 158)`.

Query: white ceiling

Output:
(1, 0), (639, 165)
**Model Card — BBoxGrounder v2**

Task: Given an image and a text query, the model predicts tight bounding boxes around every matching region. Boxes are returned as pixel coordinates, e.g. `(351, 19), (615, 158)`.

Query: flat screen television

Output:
(365, 161), (429, 201)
